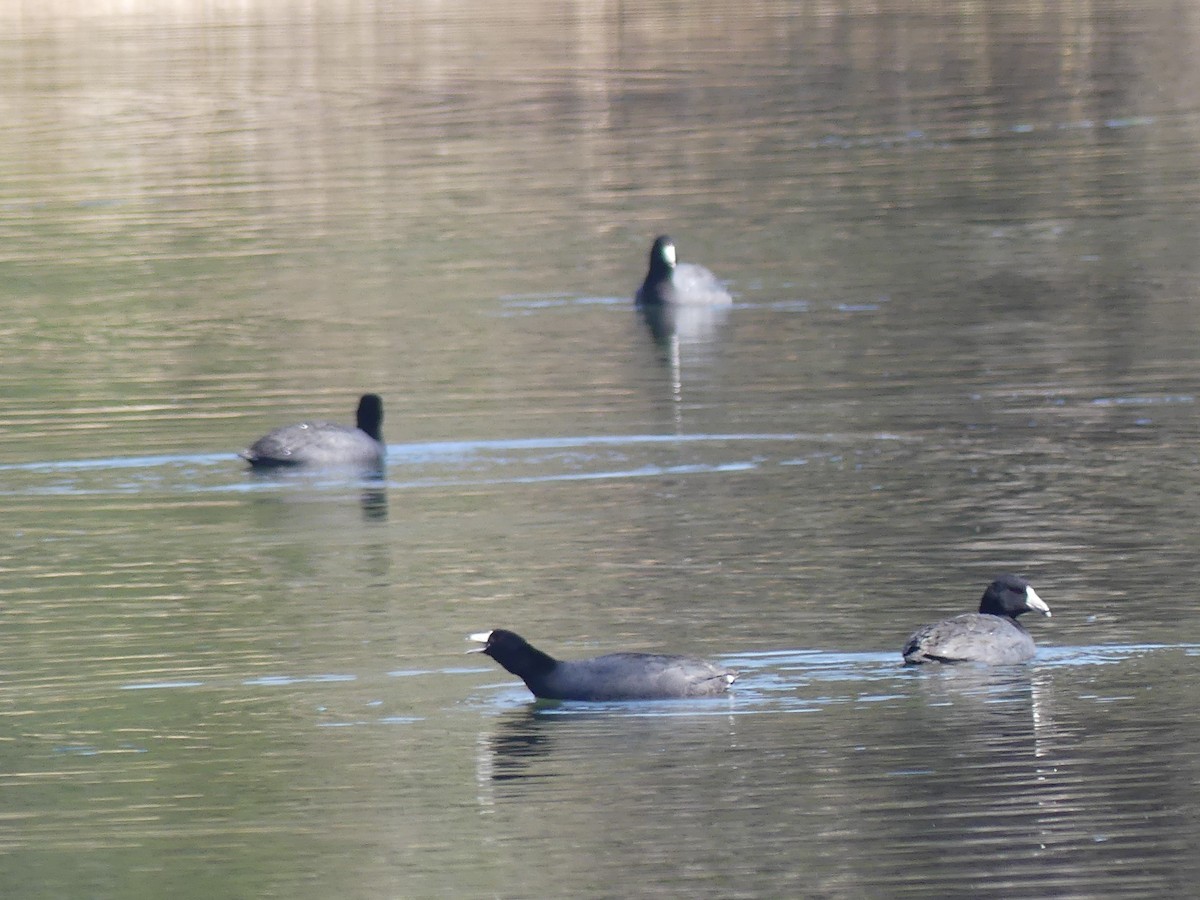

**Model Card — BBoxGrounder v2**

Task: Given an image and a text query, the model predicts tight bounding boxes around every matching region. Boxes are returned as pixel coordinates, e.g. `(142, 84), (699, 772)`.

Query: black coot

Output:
(903, 574), (1051, 665)
(240, 393), (385, 469)
(635, 235), (732, 306)
(469, 629), (736, 700)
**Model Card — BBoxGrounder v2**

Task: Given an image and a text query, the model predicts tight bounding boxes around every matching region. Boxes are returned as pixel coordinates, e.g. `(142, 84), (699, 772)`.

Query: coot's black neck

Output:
(978, 594), (1025, 620)
(519, 645), (558, 678)
(493, 639), (558, 680)
(355, 395), (384, 440)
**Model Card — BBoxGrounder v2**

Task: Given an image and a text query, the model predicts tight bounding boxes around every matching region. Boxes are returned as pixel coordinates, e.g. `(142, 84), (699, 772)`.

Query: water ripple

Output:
(0, 432), (913, 497)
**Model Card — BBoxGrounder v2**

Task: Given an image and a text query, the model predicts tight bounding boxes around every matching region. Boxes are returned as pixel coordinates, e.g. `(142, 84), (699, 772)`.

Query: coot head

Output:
(468, 629), (554, 680)
(355, 393), (384, 441)
(648, 234), (677, 276)
(978, 574), (1051, 619)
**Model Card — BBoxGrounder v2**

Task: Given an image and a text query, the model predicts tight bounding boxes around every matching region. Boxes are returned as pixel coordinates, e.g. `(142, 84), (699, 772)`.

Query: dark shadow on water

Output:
(474, 707), (558, 786)
(637, 302), (731, 350)
(472, 701), (742, 810)
(635, 303), (732, 430)
(243, 464), (389, 522)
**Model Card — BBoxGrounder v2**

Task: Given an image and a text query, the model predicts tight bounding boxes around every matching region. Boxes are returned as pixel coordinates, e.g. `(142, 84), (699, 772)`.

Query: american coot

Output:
(902, 574), (1051, 665)
(239, 393), (385, 469)
(635, 235), (732, 307)
(469, 629), (737, 701)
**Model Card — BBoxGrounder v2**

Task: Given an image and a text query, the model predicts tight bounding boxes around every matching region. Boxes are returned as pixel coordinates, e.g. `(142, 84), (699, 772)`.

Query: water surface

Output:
(3, 1), (1200, 897)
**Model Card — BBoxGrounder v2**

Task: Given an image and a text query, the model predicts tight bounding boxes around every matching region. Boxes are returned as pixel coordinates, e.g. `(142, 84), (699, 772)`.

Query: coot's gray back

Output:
(534, 652), (733, 701)
(902, 575), (1051, 665)
(240, 393), (385, 469)
(903, 613), (1038, 665)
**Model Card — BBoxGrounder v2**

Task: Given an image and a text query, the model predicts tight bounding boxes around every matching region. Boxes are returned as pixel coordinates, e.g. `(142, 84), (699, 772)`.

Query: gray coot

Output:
(239, 393), (385, 469)
(902, 574), (1051, 665)
(469, 629), (737, 701)
(635, 235), (732, 306)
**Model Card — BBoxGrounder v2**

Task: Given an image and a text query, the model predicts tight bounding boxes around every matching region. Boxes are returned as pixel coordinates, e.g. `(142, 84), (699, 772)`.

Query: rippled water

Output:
(4, 1), (1200, 897)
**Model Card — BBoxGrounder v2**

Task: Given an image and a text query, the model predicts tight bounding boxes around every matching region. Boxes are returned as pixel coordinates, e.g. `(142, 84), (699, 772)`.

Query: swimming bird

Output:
(902, 574), (1051, 665)
(635, 235), (732, 306)
(239, 393), (385, 469)
(469, 629), (736, 701)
